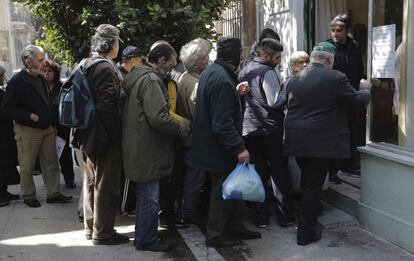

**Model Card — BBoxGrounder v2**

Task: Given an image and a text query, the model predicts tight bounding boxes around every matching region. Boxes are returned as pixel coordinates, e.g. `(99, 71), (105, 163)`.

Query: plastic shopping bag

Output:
(222, 163), (265, 202)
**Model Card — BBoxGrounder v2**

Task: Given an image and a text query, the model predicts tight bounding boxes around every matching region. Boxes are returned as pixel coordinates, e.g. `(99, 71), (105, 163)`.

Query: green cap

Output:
(312, 42), (336, 54)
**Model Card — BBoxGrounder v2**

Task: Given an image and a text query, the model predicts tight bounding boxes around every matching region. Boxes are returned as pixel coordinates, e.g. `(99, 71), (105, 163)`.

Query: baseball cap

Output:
(122, 45), (146, 59)
(312, 42), (337, 54)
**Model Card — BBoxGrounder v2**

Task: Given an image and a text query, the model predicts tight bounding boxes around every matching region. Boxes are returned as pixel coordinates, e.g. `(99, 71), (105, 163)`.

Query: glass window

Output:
(369, 0), (407, 146)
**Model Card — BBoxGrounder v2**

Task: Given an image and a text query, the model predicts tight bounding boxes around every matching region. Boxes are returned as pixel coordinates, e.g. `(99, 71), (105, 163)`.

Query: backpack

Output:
(58, 58), (106, 129)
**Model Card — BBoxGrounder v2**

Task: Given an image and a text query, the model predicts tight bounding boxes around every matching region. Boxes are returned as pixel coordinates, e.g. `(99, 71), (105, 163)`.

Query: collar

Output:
(214, 60), (238, 82)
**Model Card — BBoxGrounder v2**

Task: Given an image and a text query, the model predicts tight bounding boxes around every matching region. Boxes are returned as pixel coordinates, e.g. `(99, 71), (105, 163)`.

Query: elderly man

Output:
(118, 45), (146, 75)
(239, 38), (295, 228)
(176, 38), (211, 225)
(122, 42), (190, 252)
(70, 24), (128, 245)
(284, 42), (370, 246)
(192, 37), (261, 248)
(2, 45), (73, 208)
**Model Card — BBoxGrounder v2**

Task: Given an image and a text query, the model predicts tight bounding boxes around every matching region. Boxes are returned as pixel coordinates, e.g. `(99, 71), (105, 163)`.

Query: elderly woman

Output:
(288, 51), (310, 76)
(43, 59), (76, 188)
(0, 66), (20, 207)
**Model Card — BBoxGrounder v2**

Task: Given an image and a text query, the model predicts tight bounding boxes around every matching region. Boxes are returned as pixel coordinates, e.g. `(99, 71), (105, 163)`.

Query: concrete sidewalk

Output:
(1, 166), (414, 261)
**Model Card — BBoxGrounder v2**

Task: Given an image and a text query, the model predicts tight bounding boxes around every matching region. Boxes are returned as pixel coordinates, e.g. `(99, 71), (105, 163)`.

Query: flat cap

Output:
(312, 41), (336, 54)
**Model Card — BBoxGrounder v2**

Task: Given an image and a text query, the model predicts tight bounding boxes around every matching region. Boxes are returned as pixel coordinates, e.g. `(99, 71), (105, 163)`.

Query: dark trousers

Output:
(83, 143), (122, 240)
(159, 143), (185, 222)
(295, 157), (329, 236)
(206, 171), (244, 241)
(57, 124), (74, 183)
(245, 134), (293, 223)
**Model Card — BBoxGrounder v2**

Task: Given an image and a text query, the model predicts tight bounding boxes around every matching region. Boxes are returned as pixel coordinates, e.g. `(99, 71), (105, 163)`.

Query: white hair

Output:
(310, 51), (334, 65)
(179, 38), (212, 72)
(21, 45), (44, 67)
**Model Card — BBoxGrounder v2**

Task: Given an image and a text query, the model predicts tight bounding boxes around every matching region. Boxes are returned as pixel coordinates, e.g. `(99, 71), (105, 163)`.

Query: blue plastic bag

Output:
(222, 163), (265, 202)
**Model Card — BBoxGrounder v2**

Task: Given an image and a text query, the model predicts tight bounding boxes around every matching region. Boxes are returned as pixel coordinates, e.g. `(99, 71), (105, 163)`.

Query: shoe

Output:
(85, 234), (92, 240)
(329, 173), (342, 184)
(24, 198), (41, 208)
(135, 239), (171, 252)
(65, 181), (76, 189)
(175, 218), (189, 229)
(205, 237), (242, 248)
(257, 223), (268, 228)
(46, 193), (73, 203)
(0, 197), (10, 207)
(297, 222), (323, 246)
(278, 215), (296, 227)
(341, 169), (361, 177)
(228, 228), (261, 240)
(3, 191), (19, 201)
(92, 233), (129, 245)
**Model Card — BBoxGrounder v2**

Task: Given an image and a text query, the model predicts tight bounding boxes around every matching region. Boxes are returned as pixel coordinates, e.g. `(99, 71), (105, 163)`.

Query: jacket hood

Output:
(123, 65), (154, 96)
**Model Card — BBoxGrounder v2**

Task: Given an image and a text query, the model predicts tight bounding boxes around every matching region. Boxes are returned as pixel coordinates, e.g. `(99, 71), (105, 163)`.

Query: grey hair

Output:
(91, 25), (120, 54)
(21, 45), (44, 67)
(179, 38), (212, 72)
(310, 51), (334, 65)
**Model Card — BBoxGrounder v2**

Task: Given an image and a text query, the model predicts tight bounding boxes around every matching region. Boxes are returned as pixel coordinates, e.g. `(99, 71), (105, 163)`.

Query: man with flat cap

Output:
(192, 37), (261, 248)
(118, 45), (146, 75)
(284, 42), (371, 246)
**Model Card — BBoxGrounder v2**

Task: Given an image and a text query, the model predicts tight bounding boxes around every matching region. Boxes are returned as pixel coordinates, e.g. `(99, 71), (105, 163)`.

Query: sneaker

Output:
(135, 239), (171, 252)
(24, 198), (41, 208)
(46, 193), (73, 204)
(92, 233), (129, 245)
(65, 181), (76, 189)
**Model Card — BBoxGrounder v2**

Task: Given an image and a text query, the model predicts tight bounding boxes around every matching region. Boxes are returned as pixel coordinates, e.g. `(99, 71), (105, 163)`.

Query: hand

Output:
(47, 126), (56, 136)
(359, 79), (372, 90)
(30, 113), (39, 122)
(237, 149), (250, 164)
(237, 81), (250, 96)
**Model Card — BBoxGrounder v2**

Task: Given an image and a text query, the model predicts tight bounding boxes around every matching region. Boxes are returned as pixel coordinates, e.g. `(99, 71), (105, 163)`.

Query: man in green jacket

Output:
(122, 42), (190, 252)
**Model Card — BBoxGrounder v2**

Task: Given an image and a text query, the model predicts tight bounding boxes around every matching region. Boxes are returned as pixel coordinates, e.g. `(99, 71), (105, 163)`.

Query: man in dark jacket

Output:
(122, 42), (190, 252)
(327, 14), (365, 182)
(70, 24), (129, 246)
(2, 45), (73, 208)
(192, 37), (261, 248)
(239, 38), (294, 228)
(284, 42), (371, 246)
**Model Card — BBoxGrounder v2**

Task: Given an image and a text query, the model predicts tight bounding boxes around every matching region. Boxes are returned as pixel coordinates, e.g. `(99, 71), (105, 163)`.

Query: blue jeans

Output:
(135, 181), (159, 245)
(182, 149), (206, 218)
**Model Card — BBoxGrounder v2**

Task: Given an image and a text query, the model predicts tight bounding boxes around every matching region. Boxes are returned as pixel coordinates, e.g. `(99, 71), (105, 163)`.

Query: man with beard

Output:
(192, 37), (261, 247)
(238, 38), (295, 228)
(2, 45), (73, 208)
(122, 42), (190, 252)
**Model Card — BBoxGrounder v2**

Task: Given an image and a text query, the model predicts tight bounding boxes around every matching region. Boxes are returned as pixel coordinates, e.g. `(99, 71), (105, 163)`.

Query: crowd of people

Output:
(0, 13), (371, 252)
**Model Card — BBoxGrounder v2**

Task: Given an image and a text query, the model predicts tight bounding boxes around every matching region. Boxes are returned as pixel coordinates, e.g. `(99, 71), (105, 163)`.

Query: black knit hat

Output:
(216, 37), (242, 69)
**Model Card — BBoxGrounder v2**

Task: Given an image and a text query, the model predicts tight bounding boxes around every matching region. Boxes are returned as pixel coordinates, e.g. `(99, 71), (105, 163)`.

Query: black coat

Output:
(283, 63), (370, 158)
(0, 87), (18, 167)
(2, 69), (53, 129)
(191, 60), (245, 174)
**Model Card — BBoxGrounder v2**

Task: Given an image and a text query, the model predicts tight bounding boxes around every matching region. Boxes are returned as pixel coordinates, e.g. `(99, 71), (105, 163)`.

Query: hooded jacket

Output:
(122, 65), (189, 183)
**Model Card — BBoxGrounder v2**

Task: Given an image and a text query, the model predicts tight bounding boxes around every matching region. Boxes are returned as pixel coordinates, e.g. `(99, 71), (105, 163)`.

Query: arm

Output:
(209, 81), (245, 155)
(335, 73), (370, 109)
(141, 78), (189, 138)
(262, 70), (283, 108)
(91, 63), (122, 142)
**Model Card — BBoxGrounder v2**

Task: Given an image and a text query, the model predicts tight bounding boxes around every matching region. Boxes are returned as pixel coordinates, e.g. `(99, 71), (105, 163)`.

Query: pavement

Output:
(1, 166), (414, 261)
